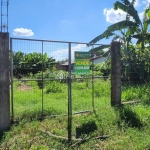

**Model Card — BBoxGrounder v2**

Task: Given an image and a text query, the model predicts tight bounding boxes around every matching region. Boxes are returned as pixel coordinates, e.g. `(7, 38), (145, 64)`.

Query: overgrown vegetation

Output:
(1, 77), (150, 149)
(89, 0), (150, 83)
(2, 0), (150, 149)
(13, 51), (56, 77)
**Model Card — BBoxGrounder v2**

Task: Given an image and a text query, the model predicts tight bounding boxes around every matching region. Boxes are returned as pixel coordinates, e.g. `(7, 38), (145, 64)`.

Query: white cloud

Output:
(13, 28), (34, 36)
(142, 0), (150, 4)
(142, 0), (150, 7)
(139, 11), (144, 20)
(50, 44), (88, 61)
(103, 8), (127, 23)
(103, 0), (145, 24)
(51, 48), (68, 61)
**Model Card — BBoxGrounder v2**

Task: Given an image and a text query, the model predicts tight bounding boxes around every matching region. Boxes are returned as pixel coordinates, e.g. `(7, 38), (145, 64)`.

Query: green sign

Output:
(74, 51), (90, 75)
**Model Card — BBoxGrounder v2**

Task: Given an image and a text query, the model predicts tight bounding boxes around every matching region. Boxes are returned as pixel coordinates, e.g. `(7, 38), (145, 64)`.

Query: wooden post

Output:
(0, 32), (10, 134)
(110, 41), (121, 106)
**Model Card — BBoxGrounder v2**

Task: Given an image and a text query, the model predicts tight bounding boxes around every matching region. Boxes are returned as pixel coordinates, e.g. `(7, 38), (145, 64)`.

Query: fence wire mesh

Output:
(121, 47), (150, 103)
(10, 38), (111, 122)
(9, 38), (150, 142)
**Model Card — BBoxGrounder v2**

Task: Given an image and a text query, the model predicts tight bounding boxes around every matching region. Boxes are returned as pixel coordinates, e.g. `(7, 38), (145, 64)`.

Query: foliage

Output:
(89, 0), (150, 83)
(34, 71), (48, 89)
(88, 45), (110, 57)
(13, 51), (55, 77)
(1, 79), (150, 149)
(121, 44), (150, 83)
(122, 82), (150, 103)
(35, 70), (68, 89)
(46, 81), (63, 93)
(93, 59), (110, 78)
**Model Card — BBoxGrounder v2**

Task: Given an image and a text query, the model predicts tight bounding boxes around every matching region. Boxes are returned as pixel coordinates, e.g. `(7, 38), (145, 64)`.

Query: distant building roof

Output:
(61, 60), (74, 66)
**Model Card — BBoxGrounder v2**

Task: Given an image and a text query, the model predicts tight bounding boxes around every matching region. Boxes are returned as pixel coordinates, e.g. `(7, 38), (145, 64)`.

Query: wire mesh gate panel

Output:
(10, 38), (111, 123)
(10, 38), (68, 120)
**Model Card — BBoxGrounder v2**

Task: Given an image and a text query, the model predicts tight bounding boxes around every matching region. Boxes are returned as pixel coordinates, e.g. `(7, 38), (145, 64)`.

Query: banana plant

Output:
(89, 0), (150, 49)
(88, 0), (150, 82)
(89, 0), (139, 45)
(132, 6), (150, 48)
(88, 0), (139, 61)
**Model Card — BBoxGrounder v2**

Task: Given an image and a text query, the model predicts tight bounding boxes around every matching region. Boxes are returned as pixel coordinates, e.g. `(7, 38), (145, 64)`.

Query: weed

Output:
(2, 78), (150, 149)
(46, 81), (63, 93)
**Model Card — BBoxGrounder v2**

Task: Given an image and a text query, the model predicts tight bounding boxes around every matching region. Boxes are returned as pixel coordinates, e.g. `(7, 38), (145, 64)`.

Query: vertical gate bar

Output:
(92, 59), (95, 111)
(91, 46), (95, 112)
(42, 41), (44, 117)
(68, 42), (72, 143)
(10, 37), (14, 122)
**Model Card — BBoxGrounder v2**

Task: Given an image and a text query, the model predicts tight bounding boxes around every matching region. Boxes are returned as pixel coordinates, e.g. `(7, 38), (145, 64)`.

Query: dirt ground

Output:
(18, 83), (33, 91)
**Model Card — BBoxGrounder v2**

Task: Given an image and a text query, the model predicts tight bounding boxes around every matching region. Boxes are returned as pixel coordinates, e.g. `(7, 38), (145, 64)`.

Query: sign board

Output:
(74, 51), (90, 75)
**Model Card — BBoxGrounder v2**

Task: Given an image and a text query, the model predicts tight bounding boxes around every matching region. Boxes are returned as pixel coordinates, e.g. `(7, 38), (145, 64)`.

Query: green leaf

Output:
(107, 20), (137, 32)
(114, 1), (141, 24)
(88, 20), (137, 45)
(89, 45), (110, 53)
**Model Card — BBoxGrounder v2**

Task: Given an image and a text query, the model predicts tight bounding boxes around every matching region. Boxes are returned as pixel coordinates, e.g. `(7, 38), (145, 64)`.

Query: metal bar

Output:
(13, 79), (68, 82)
(42, 41), (44, 116)
(12, 76), (109, 82)
(92, 60), (95, 111)
(10, 37), (14, 122)
(9, 37), (109, 46)
(68, 42), (72, 143)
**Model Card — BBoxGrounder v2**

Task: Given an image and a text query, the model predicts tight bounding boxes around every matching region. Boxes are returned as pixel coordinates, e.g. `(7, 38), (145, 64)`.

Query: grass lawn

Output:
(1, 78), (150, 149)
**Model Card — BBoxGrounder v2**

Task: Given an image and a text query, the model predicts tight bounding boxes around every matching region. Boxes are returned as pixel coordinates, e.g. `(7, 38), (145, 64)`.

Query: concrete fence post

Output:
(0, 32), (10, 134)
(110, 41), (121, 106)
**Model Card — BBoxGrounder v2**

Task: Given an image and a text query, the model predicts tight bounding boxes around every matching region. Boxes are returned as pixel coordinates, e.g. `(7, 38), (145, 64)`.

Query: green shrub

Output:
(34, 71), (47, 89)
(46, 81), (62, 93)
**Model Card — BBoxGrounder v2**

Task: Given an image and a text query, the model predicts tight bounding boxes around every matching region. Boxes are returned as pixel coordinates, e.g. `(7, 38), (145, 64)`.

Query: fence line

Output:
(9, 37), (112, 142)
(10, 37), (110, 121)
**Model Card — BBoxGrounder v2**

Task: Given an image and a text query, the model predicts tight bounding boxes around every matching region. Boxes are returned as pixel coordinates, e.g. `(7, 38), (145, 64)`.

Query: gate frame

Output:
(9, 37), (121, 142)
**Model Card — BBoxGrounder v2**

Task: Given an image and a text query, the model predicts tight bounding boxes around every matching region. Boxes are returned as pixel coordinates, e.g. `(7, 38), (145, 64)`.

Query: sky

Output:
(5, 0), (150, 43)
(2, 0), (150, 60)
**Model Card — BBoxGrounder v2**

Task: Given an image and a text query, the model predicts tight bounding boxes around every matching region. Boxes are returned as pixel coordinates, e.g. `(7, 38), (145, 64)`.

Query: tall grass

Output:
(1, 78), (150, 149)
(122, 83), (150, 104)
(12, 78), (150, 120)
(12, 78), (111, 120)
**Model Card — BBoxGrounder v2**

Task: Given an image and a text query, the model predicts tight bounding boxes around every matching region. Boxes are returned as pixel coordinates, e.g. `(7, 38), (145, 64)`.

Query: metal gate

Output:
(10, 37), (111, 119)
(10, 37), (111, 140)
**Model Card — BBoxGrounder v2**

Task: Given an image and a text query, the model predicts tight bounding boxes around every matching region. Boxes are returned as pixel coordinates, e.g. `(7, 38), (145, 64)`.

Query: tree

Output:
(88, 0), (139, 46)
(89, 0), (150, 50)
(88, 0), (150, 83)
(13, 51), (25, 76)
(13, 51), (56, 77)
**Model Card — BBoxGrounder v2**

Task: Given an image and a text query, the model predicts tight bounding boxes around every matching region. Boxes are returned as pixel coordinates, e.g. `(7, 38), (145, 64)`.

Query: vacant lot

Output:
(1, 79), (150, 149)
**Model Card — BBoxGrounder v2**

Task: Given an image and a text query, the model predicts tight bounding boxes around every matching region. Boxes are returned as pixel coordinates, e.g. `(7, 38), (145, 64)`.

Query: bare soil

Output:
(18, 83), (33, 91)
